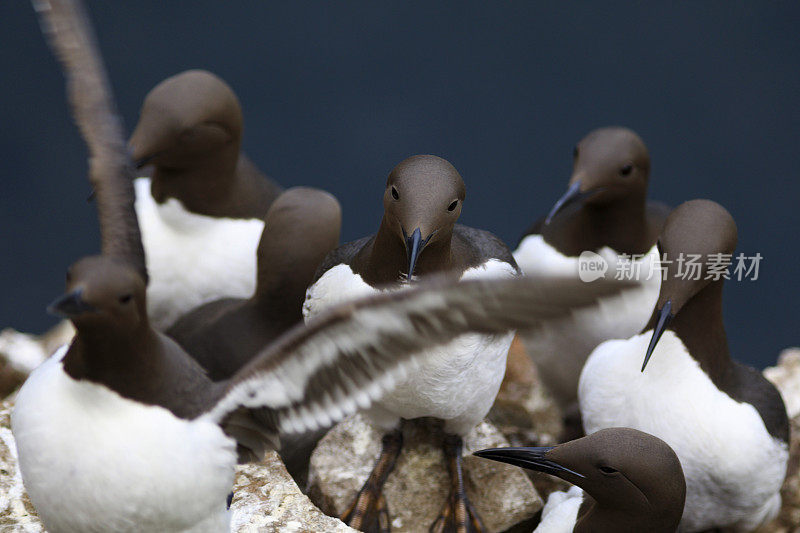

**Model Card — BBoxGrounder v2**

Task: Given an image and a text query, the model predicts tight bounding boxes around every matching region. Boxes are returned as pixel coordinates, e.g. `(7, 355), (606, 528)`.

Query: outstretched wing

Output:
(208, 275), (631, 440)
(33, 0), (147, 280)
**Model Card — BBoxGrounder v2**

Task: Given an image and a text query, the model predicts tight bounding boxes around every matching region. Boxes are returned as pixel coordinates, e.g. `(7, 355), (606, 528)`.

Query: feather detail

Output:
(33, 0), (147, 280)
(208, 275), (633, 440)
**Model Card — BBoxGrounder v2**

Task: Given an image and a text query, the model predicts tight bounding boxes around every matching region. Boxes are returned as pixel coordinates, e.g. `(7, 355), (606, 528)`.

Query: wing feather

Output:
(33, 0), (147, 280)
(208, 275), (632, 437)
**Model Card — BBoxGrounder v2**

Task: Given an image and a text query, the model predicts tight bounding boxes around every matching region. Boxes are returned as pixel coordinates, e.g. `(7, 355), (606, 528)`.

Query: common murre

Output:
(129, 69), (283, 330)
(475, 427), (686, 532)
(513, 127), (667, 427)
(579, 199), (790, 531)
(167, 186), (341, 382)
(304, 154), (632, 531)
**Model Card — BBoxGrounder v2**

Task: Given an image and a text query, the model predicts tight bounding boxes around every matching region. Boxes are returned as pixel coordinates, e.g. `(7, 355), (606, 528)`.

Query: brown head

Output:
(48, 256), (148, 337)
(129, 70), (243, 183)
(641, 199), (737, 371)
(475, 428), (686, 532)
(380, 155), (466, 278)
(255, 187), (341, 313)
(546, 127), (650, 224)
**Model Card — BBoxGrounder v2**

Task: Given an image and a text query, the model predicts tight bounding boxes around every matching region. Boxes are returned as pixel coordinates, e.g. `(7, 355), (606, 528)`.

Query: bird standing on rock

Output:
(129, 69), (283, 330)
(579, 199), (789, 531)
(304, 155), (633, 532)
(513, 127), (668, 429)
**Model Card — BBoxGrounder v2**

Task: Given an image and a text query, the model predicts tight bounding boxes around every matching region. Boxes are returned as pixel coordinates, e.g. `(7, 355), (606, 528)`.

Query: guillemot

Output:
(513, 127), (667, 420)
(304, 155), (631, 532)
(579, 199), (790, 531)
(166, 186), (340, 478)
(14, 4), (635, 530)
(167, 186), (341, 381)
(129, 69), (283, 330)
(474, 427), (686, 532)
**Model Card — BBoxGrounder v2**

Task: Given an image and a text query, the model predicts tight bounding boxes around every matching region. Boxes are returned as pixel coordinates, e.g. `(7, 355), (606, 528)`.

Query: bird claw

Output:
(429, 490), (485, 533)
(342, 489), (391, 533)
(341, 430), (402, 533)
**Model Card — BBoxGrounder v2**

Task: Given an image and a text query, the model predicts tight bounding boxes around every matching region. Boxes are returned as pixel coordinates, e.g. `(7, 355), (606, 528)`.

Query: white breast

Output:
(579, 331), (788, 531)
(534, 485), (582, 533)
(135, 178), (264, 330)
(12, 347), (237, 533)
(304, 259), (518, 435)
(513, 235), (661, 407)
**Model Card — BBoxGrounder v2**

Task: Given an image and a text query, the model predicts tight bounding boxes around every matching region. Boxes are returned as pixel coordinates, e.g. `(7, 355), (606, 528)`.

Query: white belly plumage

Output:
(579, 331), (788, 532)
(534, 486), (582, 533)
(134, 178), (263, 330)
(513, 236), (661, 407)
(12, 347), (237, 533)
(303, 259), (518, 435)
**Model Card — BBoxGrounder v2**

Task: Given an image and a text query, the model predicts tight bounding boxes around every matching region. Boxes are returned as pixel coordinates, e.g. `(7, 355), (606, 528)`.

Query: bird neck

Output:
(63, 323), (161, 388)
(575, 496), (675, 533)
(666, 279), (731, 384)
(361, 219), (454, 285)
(544, 191), (650, 256)
(149, 146), (271, 219)
(253, 222), (336, 323)
(63, 323), (216, 419)
(252, 273), (308, 327)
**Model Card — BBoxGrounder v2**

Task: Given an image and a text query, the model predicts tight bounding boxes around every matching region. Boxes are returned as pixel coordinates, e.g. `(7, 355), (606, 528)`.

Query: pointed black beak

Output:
(545, 181), (602, 225)
(474, 446), (585, 479)
(47, 288), (97, 318)
(545, 181), (582, 225)
(642, 300), (673, 372)
(402, 227), (432, 279)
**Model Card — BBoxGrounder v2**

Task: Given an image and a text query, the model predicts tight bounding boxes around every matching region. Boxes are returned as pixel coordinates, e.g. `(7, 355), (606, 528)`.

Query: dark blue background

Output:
(1, 2), (797, 368)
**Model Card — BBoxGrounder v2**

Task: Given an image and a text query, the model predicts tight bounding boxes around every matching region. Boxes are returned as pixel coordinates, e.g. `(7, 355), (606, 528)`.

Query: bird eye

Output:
(391, 186), (400, 200)
(599, 465), (618, 475)
(447, 200), (458, 212)
(119, 294), (133, 304)
(620, 164), (633, 176)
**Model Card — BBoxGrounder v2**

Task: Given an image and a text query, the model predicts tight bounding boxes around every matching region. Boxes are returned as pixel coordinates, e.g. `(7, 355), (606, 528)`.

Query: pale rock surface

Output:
(231, 451), (356, 533)
(0, 399), (44, 532)
(764, 348), (800, 419)
(308, 414), (542, 533)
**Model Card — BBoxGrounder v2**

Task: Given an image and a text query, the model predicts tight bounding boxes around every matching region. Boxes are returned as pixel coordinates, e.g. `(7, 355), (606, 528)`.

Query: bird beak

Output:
(473, 446), (585, 478)
(641, 300), (673, 372)
(545, 181), (592, 224)
(402, 227), (433, 279)
(47, 288), (97, 318)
